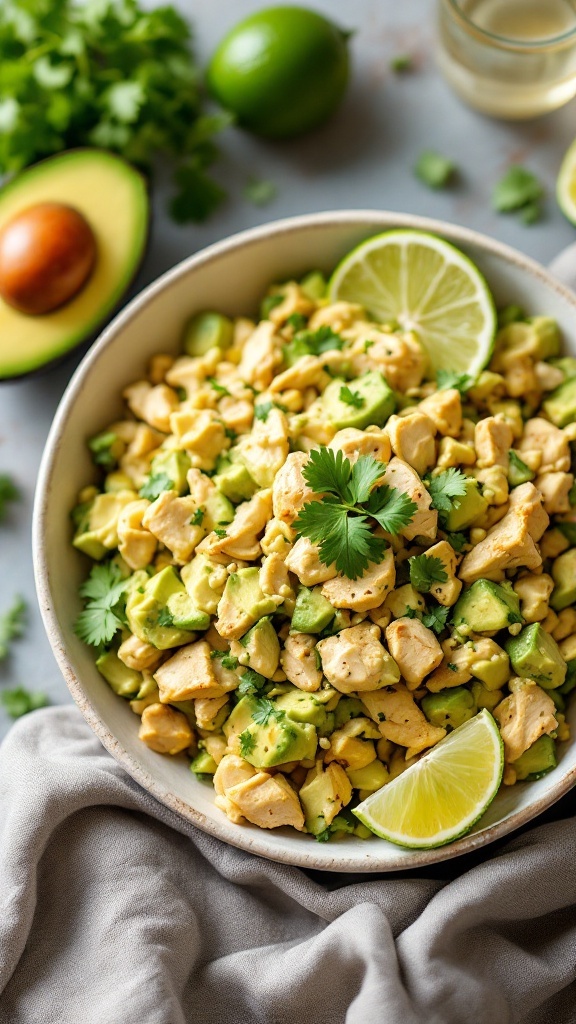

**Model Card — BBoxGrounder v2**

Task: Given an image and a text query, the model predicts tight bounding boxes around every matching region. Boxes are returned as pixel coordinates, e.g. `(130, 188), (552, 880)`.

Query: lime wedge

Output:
(329, 230), (496, 378)
(557, 139), (576, 225)
(353, 709), (504, 849)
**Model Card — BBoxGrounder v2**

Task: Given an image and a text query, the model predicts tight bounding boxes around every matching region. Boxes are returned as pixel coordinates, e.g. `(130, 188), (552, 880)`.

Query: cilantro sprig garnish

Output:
(436, 369), (474, 394)
(294, 448), (416, 580)
(409, 555), (448, 594)
(1, 688), (49, 719)
(0, 474), (19, 522)
(74, 563), (130, 648)
(427, 469), (468, 519)
(139, 473), (174, 502)
(0, 596), (26, 661)
(422, 604), (450, 634)
(294, 325), (344, 356)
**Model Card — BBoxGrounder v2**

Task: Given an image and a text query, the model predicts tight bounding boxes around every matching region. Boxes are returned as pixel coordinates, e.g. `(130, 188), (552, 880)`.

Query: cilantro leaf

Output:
(157, 607), (174, 627)
(422, 604), (450, 634)
(427, 469), (468, 515)
(436, 369), (474, 394)
(254, 402), (275, 422)
(239, 730), (256, 757)
(238, 669), (267, 696)
(390, 54), (412, 72)
(170, 162), (227, 224)
(446, 531), (467, 553)
(1, 687), (49, 719)
(0, 474), (19, 521)
(362, 485), (418, 535)
(492, 166), (543, 215)
(302, 447), (352, 499)
(0, 596), (26, 661)
(347, 456), (388, 505)
(415, 150), (456, 189)
(293, 325), (344, 356)
(286, 313), (307, 331)
(191, 507), (205, 526)
(244, 177), (277, 206)
(88, 432), (119, 471)
(295, 500), (387, 580)
(315, 826), (332, 842)
(208, 378), (230, 396)
(139, 473), (174, 501)
(213, 527), (228, 538)
(409, 555), (448, 594)
(75, 563), (129, 648)
(339, 386), (365, 409)
(252, 698), (283, 726)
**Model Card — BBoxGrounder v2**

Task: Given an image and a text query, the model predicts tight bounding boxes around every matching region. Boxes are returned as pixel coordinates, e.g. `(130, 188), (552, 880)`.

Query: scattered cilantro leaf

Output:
(261, 293), (283, 319)
(139, 473), (174, 502)
(239, 730), (256, 757)
(1, 687), (49, 719)
(508, 450), (533, 482)
(498, 305), (525, 328)
(390, 54), (412, 72)
(409, 555), (448, 594)
(244, 177), (277, 206)
(436, 369), (474, 394)
(427, 468), (468, 515)
(339, 386), (365, 409)
(422, 604), (450, 634)
(404, 606), (418, 619)
(213, 527), (228, 538)
(315, 826), (332, 842)
(362, 485), (418, 535)
(346, 456), (388, 505)
(191, 507), (205, 526)
(446, 531), (467, 553)
(208, 378), (230, 396)
(293, 325), (344, 356)
(252, 698), (283, 726)
(157, 607), (174, 627)
(74, 563), (129, 648)
(286, 313), (307, 331)
(254, 402), (275, 422)
(237, 670), (267, 697)
(210, 649), (240, 670)
(0, 596), (26, 660)
(447, 663), (458, 672)
(88, 432), (119, 471)
(0, 474), (19, 522)
(415, 150), (456, 189)
(492, 166), (543, 224)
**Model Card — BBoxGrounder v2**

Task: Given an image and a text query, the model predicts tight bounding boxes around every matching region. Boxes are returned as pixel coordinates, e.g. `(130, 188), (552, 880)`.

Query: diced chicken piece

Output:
(285, 536), (337, 585)
(148, 353), (174, 385)
(386, 412), (436, 476)
(381, 458), (437, 541)
(272, 451), (317, 525)
(518, 418), (571, 473)
(235, 408), (290, 488)
(186, 467), (217, 506)
(123, 381), (178, 433)
(213, 754), (256, 796)
(361, 684), (446, 759)
(165, 348), (220, 393)
(348, 329), (427, 391)
(259, 552), (293, 600)
(536, 472), (574, 515)
(425, 640), (478, 692)
(226, 772), (305, 830)
(418, 389), (462, 437)
(317, 622), (399, 693)
(385, 617), (443, 689)
(321, 547), (395, 612)
(459, 483), (549, 582)
(534, 361), (564, 392)
(202, 733), (228, 765)
(154, 641), (233, 702)
(203, 490), (272, 562)
(120, 424), (165, 488)
(269, 355), (327, 393)
(473, 465), (509, 506)
(118, 634), (163, 673)
(142, 490), (205, 564)
(513, 573), (554, 623)
(437, 437), (476, 469)
(308, 301), (364, 333)
(493, 680), (557, 763)
(552, 607), (576, 642)
(138, 703), (194, 755)
(328, 427), (391, 465)
(267, 281), (315, 325)
(117, 498), (158, 570)
(238, 320), (282, 391)
(281, 633), (322, 692)
(169, 409), (227, 472)
(194, 695), (229, 731)
(422, 539), (462, 606)
(324, 718), (378, 771)
(474, 416), (513, 469)
(539, 528), (570, 560)
(218, 395), (254, 434)
(261, 517), (294, 557)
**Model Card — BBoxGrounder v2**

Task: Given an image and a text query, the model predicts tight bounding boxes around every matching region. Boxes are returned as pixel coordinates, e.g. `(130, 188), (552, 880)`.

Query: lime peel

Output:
(353, 709), (504, 849)
(329, 229), (496, 379)
(557, 138), (576, 226)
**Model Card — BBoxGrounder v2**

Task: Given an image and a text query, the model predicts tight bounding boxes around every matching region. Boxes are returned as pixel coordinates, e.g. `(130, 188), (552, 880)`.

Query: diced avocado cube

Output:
(453, 579), (523, 633)
(291, 586), (335, 634)
(223, 695), (258, 743)
(166, 592), (210, 631)
(333, 696), (366, 728)
(241, 711), (318, 769)
(497, 317), (560, 361)
(559, 659), (576, 696)
(299, 763), (351, 835)
(190, 750), (218, 777)
(421, 686), (477, 731)
(318, 609), (352, 638)
(470, 679), (503, 712)
(72, 491), (136, 560)
(213, 461), (258, 502)
(548, 688), (566, 713)
(239, 616), (281, 679)
(300, 270), (327, 300)
(512, 734), (557, 781)
(550, 356), (576, 381)
(274, 688), (327, 728)
(181, 553), (227, 616)
(505, 624), (567, 690)
(346, 760), (389, 791)
(95, 649), (142, 698)
(202, 490), (234, 532)
(321, 370), (395, 430)
(149, 449), (191, 495)
(218, 567), (280, 637)
(508, 450), (535, 488)
(88, 431), (125, 471)
(443, 478), (488, 531)
(551, 548), (576, 611)
(182, 311), (233, 356)
(543, 377), (576, 428)
(126, 566), (196, 650)
(469, 647), (510, 690)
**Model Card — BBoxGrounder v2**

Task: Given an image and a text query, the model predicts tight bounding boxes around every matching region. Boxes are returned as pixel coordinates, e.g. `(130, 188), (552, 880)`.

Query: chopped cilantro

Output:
(213, 527), (228, 538)
(208, 378), (230, 396)
(436, 369), (474, 394)
(191, 507), (205, 526)
(251, 698), (283, 726)
(427, 469), (468, 517)
(390, 54), (412, 72)
(415, 150), (456, 189)
(286, 313), (307, 332)
(409, 554), (448, 594)
(139, 473), (174, 502)
(238, 669), (267, 696)
(239, 730), (256, 757)
(157, 607), (174, 627)
(74, 563), (129, 648)
(339, 386), (365, 409)
(0, 596), (26, 661)
(88, 432), (119, 471)
(261, 293), (284, 319)
(1, 687), (49, 719)
(254, 402), (275, 422)
(422, 604), (450, 634)
(244, 177), (277, 206)
(293, 325), (344, 356)
(0, 474), (19, 522)
(211, 649), (240, 670)
(447, 663), (458, 672)
(446, 531), (467, 553)
(492, 166), (544, 224)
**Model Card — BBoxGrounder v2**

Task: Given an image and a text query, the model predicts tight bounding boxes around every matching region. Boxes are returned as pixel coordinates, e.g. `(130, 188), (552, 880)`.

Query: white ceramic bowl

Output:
(34, 211), (576, 872)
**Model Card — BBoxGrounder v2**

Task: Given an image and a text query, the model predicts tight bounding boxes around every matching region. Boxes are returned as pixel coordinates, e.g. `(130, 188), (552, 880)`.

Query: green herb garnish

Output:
(74, 563), (129, 648)
(0, 474), (19, 522)
(339, 386), (365, 409)
(1, 687), (49, 719)
(422, 604), (450, 634)
(239, 730), (256, 756)
(139, 473), (174, 501)
(191, 507), (205, 526)
(293, 325), (344, 356)
(415, 151), (456, 189)
(286, 313), (307, 332)
(251, 698), (283, 726)
(436, 369), (474, 394)
(390, 54), (412, 72)
(409, 555), (448, 594)
(208, 378), (230, 396)
(427, 468), (468, 517)
(238, 669), (267, 696)
(244, 177), (277, 206)
(0, 596), (26, 660)
(492, 166), (543, 224)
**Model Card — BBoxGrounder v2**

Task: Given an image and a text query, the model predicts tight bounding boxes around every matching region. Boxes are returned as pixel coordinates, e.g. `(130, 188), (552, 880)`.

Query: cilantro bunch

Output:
(0, 0), (230, 222)
(294, 448), (417, 581)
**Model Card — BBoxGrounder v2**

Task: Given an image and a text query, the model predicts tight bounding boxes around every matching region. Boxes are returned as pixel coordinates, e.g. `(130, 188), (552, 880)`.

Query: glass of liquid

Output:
(437, 0), (576, 118)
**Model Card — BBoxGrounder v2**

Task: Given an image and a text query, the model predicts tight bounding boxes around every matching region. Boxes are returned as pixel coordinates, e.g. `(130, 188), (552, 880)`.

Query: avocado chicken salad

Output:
(71, 256), (576, 844)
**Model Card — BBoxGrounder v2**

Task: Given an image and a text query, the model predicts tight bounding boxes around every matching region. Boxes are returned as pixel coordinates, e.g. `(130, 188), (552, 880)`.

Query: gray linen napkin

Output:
(0, 707), (575, 1024)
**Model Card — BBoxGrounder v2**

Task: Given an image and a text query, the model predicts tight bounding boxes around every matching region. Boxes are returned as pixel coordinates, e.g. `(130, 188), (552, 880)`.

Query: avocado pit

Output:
(0, 202), (96, 315)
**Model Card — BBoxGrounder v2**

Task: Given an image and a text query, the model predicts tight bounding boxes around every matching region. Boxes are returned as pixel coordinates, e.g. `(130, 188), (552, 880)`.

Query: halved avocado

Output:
(0, 149), (149, 380)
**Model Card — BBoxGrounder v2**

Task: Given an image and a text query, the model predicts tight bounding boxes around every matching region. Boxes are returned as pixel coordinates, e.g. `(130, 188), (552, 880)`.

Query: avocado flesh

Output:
(512, 735), (557, 781)
(443, 479), (488, 531)
(96, 649), (142, 698)
(346, 760), (389, 791)
(551, 548), (576, 611)
(505, 624), (567, 690)
(126, 566), (196, 650)
(0, 149), (149, 379)
(224, 695), (317, 769)
(190, 750), (218, 776)
(421, 686), (477, 731)
(453, 579), (523, 633)
(321, 371), (395, 429)
(543, 378), (576, 428)
(274, 688), (327, 728)
(291, 586), (335, 634)
(149, 450), (191, 495)
(213, 461), (258, 502)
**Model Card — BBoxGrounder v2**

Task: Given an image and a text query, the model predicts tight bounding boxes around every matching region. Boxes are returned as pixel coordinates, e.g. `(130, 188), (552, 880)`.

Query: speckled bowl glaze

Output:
(33, 211), (576, 871)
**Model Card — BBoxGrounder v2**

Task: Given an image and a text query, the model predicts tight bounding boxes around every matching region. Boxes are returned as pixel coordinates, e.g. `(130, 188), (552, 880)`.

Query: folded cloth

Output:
(0, 707), (575, 1024)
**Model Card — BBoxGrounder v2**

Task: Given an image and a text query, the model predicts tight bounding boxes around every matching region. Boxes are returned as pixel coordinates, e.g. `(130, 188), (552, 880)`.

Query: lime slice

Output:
(353, 709), (504, 848)
(329, 230), (496, 378)
(557, 139), (576, 225)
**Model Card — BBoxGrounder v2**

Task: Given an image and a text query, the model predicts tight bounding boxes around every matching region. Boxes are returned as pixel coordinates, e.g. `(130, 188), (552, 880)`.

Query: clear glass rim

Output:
(444, 0), (576, 51)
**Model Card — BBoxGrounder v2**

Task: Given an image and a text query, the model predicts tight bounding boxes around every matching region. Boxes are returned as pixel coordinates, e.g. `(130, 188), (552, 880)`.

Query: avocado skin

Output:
(505, 624), (567, 690)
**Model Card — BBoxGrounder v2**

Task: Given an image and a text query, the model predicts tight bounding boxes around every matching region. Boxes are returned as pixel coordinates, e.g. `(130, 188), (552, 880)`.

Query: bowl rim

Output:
(33, 208), (576, 872)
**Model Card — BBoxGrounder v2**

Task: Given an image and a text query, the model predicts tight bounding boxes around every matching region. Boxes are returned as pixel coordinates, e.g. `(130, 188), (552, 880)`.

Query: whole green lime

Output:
(207, 6), (351, 140)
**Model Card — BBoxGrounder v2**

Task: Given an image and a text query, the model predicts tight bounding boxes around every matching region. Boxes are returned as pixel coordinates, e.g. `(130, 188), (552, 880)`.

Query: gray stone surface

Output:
(2, 0), (576, 736)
